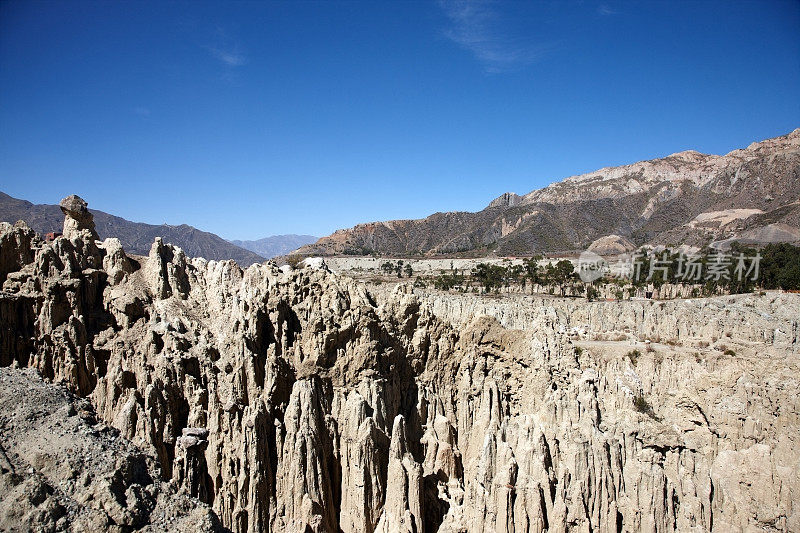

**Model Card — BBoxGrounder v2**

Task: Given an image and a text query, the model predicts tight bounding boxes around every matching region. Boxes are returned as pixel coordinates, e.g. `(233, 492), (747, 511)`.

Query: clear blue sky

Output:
(1, 1), (799, 240)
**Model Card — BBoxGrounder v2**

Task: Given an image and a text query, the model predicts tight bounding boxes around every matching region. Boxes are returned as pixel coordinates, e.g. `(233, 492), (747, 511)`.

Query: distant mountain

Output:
(230, 234), (317, 259)
(0, 192), (266, 266)
(297, 129), (800, 256)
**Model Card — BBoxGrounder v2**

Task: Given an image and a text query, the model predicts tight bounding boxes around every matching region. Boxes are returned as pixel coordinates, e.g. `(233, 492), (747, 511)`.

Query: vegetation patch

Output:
(633, 395), (660, 420)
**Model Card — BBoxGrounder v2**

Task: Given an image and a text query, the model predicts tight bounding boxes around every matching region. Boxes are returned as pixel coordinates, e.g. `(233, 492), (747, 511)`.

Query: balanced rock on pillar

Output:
(59, 194), (99, 241)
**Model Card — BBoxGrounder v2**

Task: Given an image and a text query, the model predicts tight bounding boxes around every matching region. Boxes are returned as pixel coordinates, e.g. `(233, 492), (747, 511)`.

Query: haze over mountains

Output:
(0, 192), (266, 266)
(297, 129), (800, 257)
(230, 234), (317, 259)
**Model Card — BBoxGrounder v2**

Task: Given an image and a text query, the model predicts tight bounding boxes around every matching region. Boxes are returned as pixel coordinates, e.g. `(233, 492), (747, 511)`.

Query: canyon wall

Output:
(1, 209), (798, 531)
(417, 289), (799, 350)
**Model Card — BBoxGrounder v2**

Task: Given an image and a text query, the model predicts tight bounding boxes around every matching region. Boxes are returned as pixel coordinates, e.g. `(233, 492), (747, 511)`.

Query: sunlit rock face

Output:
(1, 200), (798, 532)
(59, 194), (100, 242)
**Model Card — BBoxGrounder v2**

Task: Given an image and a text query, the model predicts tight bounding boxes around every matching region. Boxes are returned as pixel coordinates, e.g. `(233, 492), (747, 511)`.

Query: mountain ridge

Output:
(0, 191), (266, 266)
(230, 234), (317, 258)
(297, 129), (800, 256)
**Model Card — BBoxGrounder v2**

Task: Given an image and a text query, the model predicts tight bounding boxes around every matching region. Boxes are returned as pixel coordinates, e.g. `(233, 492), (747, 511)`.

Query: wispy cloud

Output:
(439, 0), (555, 73)
(205, 29), (247, 68)
(208, 46), (246, 67)
(134, 106), (151, 117)
(597, 4), (619, 16)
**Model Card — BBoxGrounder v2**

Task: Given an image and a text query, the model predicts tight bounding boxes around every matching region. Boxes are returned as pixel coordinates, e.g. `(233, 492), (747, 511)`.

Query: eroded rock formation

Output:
(418, 290), (800, 349)
(0, 366), (222, 532)
(59, 194), (100, 242)
(1, 197), (798, 531)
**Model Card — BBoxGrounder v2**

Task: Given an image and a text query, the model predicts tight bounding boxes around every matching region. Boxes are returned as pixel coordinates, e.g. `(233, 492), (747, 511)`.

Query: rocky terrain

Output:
(297, 129), (800, 256)
(1, 196), (798, 531)
(0, 192), (265, 266)
(416, 290), (799, 349)
(0, 367), (223, 532)
(230, 235), (317, 259)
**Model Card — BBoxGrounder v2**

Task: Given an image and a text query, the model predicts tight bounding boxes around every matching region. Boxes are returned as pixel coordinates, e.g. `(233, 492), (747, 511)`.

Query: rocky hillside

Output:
(0, 367), (223, 532)
(297, 129), (800, 256)
(0, 197), (798, 531)
(0, 192), (265, 266)
(230, 234), (317, 258)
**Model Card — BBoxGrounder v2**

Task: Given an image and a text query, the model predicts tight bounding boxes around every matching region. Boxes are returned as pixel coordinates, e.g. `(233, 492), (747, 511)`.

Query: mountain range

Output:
(297, 129), (800, 256)
(230, 234), (317, 259)
(5, 129), (798, 263)
(0, 192), (266, 266)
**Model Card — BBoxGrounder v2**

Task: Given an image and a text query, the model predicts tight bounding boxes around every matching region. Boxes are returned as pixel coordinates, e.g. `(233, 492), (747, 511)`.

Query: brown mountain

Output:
(297, 129), (800, 256)
(0, 192), (265, 266)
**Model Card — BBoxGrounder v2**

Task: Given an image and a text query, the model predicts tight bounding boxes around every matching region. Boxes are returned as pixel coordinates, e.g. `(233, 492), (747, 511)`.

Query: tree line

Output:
(422, 243), (800, 294)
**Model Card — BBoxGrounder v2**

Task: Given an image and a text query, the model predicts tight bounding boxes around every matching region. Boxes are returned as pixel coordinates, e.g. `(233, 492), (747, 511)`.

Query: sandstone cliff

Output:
(1, 199), (798, 531)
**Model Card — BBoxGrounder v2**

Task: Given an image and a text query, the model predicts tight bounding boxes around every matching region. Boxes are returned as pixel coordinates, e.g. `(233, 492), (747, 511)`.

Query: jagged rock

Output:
(100, 237), (135, 285)
(419, 290), (800, 349)
(175, 427), (212, 502)
(375, 415), (423, 533)
(59, 194), (99, 241)
(0, 203), (798, 532)
(0, 221), (38, 284)
(145, 237), (190, 299)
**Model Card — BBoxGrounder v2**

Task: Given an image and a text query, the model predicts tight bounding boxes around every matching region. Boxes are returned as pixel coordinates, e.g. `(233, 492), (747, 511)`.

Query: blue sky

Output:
(1, 1), (799, 240)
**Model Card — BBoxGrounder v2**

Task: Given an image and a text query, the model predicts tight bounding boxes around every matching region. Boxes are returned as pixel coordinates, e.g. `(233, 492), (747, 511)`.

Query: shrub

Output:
(633, 395), (659, 419)
(627, 350), (640, 366)
(633, 395), (650, 412)
(286, 254), (303, 268)
(723, 349), (736, 356)
(586, 285), (599, 300)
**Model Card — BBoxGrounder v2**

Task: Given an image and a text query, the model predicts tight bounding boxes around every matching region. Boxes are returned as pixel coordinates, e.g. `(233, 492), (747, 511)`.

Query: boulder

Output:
(59, 194), (99, 241)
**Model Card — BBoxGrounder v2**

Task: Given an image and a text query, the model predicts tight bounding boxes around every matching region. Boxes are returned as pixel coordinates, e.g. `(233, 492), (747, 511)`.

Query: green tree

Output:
(523, 256), (542, 285)
(553, 259), (575, 295)
(472, 263), (508, 291)
(380, 261), (395, 275)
